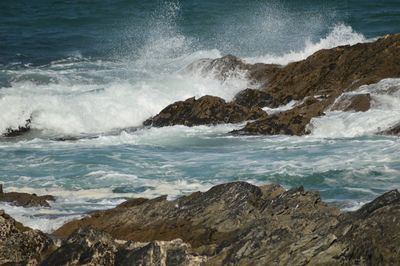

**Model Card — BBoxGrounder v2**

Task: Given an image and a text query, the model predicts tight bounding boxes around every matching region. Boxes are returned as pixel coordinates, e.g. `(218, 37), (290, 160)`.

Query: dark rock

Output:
(233, 88), (273, 108)
(0, 210), (55, 265)
(186, 55), (280, 86)
(330, 93), (372, 112)
(263, 34), (400, 107)
(378, 123), (400, 136)
(0, 186), (55, 207)
(143, 95), (266, 127)
(232, 96), (332, 135)
(3, 117), (31, 137)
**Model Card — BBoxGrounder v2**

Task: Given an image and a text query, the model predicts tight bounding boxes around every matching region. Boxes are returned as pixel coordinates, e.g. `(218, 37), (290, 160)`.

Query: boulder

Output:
(330, 93), (372, 112)
(0, 210), (55, 265)
(0, 185), (55, 207)
(143, 95), (266, 127)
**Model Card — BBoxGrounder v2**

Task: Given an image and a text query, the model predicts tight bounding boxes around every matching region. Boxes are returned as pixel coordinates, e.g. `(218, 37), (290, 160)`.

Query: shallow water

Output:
(0, 0), (399, 232)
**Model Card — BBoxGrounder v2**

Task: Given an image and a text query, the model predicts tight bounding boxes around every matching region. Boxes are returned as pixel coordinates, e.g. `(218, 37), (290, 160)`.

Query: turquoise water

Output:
(0, 1), (399, 231)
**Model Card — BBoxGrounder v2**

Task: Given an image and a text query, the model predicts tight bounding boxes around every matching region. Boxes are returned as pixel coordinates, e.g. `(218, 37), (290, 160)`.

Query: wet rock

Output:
(0, 210), (54, 265)
(143, 95), (266, 127)
(263, 34), (400, 107)
(232, 96), (332, 135)
(330, 93), (372, 112)
(186, 55), (279, 86)
(378, 123), (400, 136)
(0, 185), (55, 207)
(3, 117), (31, 137)
(232, 88), (273, 108)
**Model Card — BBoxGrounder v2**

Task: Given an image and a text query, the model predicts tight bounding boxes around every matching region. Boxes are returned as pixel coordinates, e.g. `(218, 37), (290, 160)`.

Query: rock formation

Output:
(0, 210), (55, 265)
(143, 95), (266, 127)
(1, 182), (399, 265)
(52, 182), (400, 265)
(0, 185), (55, 207)
(146, 34), (400, 136)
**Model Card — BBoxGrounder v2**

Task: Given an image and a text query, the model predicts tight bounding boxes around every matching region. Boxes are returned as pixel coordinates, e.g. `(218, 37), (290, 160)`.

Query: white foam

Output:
(310, 78), (400, 138)
(245, 24), (367, 65)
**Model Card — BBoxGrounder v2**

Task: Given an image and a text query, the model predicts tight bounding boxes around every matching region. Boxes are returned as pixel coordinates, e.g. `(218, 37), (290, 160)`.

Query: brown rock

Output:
(232, 88), (273, 108)
(0, 210), (55, 265)
(330, 93), (372, 112)
(263, 34), (400, 107)
(232, 96), (332, 135)
(186, 55), (280, 86)
(143, 95), (266, 127)
(0, 187), (55, 208)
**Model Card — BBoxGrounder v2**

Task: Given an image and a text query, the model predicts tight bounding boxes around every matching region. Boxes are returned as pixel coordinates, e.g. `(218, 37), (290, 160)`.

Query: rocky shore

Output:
(1, 182), (399, 265)
(2, 34), (400, 138)
(144, 34), (400, 137)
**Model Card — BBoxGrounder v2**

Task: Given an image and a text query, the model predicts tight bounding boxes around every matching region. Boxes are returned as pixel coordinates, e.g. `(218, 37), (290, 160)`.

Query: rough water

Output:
(1, 1), (399, 232)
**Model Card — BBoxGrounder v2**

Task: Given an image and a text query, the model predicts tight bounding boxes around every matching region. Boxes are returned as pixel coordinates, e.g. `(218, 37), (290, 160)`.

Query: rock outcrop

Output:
(1, 182), (400, 265)
(185, 55), (280, 86)
(232, 96), (331, 135)
(0, 210), (55, 265)
(330, 93), (372, 112)
(53, 182), (400, 265)
(143, 95), (266, 127)
(0, 184), (55, 207)
(147, 34), (400, 136)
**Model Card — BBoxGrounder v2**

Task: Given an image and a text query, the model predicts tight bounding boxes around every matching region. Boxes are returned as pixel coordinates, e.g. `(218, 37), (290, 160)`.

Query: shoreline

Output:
(1, 181), (399, 265)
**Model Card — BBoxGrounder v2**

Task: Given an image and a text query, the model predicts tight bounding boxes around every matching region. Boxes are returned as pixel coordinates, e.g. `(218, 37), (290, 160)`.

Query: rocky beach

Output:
(1, 33), (400, 265)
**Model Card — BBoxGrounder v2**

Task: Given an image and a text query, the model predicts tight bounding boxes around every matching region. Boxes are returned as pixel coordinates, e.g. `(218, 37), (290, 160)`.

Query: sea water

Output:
(0, 0), (399, 232)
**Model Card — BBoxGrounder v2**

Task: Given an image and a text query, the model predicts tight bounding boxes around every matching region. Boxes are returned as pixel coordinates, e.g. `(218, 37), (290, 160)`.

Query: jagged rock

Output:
(43, 227), (205, 266)
(232, 96), (332, 135)
(0, 210), (54, 265)
(330, 93), (372, 112)
(0, 185), (55, 207)
(379, 123), (400, 136)
(186, 55), (279, 86)
(143, 95), (266, 127)
(233, 88), (273, 108)
(54, 182), (340, 265)
(2, 183), (400, 265)
(3, 117), (31, 137)
(263, 34), (400, 107)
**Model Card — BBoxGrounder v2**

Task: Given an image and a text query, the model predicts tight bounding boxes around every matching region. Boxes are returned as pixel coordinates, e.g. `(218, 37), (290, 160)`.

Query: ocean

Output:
(0, 0), (399, 232)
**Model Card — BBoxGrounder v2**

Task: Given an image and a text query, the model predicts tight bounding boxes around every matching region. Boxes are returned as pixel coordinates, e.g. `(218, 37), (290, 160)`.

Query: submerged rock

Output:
(379, 123), (400, 136)
(3, 117), (32, 137)
(330, 93), (372, 112)
(143, 95), (266, 127)
(0, 185), (55, 207)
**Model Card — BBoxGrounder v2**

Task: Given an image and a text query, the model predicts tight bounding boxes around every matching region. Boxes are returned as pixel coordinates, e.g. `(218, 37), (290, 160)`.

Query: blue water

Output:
(0, 0), (399, 231)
